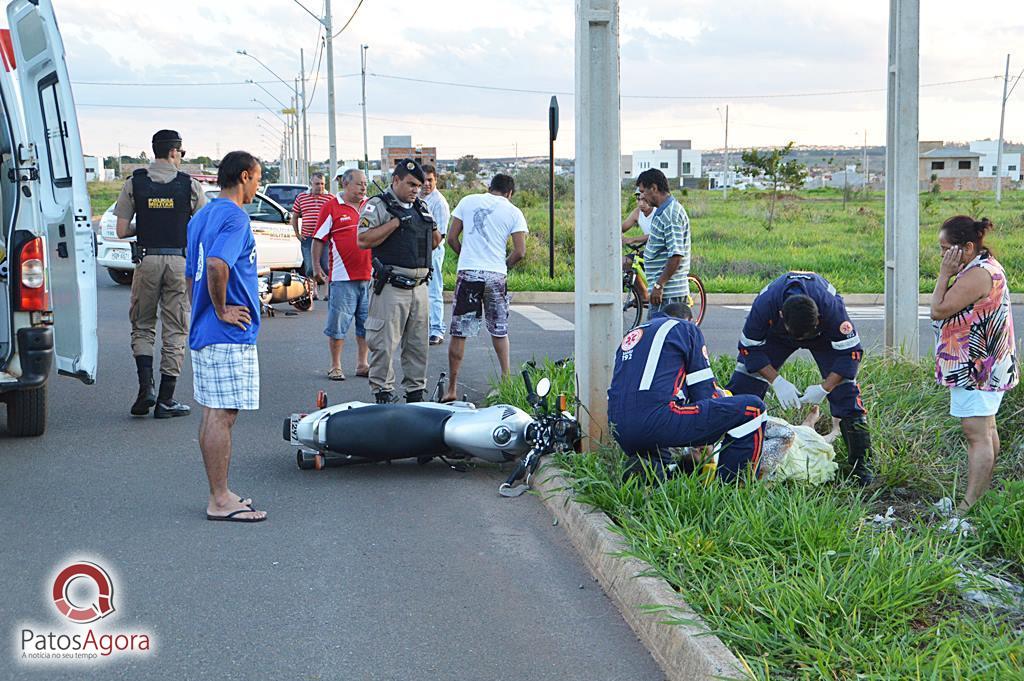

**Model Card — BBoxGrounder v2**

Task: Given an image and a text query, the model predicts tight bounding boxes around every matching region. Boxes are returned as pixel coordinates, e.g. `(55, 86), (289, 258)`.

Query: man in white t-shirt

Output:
(441, 174), (528, 402)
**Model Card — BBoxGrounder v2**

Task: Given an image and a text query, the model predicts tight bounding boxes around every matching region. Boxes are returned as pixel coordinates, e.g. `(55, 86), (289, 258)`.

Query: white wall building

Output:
(631, 140), (702, 185)
(969, 140), (1022, 180)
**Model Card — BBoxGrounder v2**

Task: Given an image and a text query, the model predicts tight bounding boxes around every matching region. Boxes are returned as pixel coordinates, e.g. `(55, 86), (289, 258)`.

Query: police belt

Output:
(141, 247), (186, 257)
(387, 272), (429, 289)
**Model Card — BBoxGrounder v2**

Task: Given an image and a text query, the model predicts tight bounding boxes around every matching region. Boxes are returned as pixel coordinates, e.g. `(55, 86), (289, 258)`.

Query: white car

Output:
(0, 0), (97, 435)
(96, 188), (304, 285)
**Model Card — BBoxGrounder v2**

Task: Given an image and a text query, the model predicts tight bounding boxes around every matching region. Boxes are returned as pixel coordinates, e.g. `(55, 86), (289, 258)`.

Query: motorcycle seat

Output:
(324, 405), (452, 459)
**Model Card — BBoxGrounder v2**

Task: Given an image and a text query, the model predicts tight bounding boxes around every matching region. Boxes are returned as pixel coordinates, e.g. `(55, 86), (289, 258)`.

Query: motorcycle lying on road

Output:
(284, 371), (580, 497)
(258, 270), (314, 316)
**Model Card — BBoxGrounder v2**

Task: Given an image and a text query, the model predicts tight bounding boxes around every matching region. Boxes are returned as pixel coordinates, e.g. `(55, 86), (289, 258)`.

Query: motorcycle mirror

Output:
(536, 377), (551, 398)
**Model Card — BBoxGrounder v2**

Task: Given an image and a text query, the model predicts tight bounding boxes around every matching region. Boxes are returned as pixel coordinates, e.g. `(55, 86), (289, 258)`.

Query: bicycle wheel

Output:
(623, 284), (643, 332)
(687, 274), (707, 326)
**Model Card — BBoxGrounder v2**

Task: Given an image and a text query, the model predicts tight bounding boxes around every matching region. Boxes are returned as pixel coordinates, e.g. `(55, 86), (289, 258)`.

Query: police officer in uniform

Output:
(114, 130), (206, 418)
(357, 159), (442, 403)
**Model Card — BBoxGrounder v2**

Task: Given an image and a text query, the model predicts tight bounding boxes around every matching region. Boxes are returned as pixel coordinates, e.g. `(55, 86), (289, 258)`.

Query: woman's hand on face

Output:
(939, 246), (963, 279)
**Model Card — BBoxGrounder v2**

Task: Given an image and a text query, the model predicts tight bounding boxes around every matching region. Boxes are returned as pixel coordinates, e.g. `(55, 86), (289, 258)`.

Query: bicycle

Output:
(622, 242), (706, 331)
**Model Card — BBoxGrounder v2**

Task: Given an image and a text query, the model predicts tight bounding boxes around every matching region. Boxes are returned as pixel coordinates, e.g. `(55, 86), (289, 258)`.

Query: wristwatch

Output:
(652, 282), (663, 290)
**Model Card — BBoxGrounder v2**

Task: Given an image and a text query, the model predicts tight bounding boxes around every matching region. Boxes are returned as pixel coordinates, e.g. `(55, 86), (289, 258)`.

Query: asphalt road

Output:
(0, 275), (662, 681)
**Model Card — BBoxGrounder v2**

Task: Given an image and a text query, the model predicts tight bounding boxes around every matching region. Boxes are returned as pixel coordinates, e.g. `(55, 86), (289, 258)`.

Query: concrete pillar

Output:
(884, 0), (920, 358)
(574, 0), (621, 444)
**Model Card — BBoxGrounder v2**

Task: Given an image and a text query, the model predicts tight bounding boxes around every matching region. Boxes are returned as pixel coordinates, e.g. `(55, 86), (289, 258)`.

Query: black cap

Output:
(394, 158), (425, 183)
(152, 129), (182, 145)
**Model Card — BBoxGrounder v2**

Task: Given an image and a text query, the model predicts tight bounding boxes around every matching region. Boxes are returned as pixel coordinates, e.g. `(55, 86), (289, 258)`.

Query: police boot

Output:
(154, 374), (191, 419)
(374, 391), (396, 405)
(839, 416), (874, 486)
(405, 390), (425, 403)
(130, 355), (156, 416)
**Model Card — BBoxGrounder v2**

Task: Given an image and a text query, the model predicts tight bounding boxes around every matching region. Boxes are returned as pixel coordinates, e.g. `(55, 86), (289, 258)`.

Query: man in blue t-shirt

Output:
(185, 151), (266, 523)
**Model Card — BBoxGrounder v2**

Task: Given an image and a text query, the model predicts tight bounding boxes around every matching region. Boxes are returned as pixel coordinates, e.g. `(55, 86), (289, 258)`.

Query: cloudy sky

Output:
(34, 0), (1024, 162)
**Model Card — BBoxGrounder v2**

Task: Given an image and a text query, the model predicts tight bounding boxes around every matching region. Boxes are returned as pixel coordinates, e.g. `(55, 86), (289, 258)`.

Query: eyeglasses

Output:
(176, 147), (186, 157)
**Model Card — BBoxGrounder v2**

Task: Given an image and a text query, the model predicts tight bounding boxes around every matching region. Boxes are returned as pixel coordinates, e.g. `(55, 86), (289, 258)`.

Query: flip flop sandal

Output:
(206, 508), (267, 523)
(327, 368), (346, 381)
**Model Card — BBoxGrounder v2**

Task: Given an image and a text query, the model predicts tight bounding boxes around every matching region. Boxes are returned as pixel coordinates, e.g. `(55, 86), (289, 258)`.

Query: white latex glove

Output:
(800, 384), (830, 406)
(771, 375), (802, 409)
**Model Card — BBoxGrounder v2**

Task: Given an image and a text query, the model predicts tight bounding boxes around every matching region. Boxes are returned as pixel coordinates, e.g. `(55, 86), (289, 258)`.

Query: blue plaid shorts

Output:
(191, 343), (260, 410)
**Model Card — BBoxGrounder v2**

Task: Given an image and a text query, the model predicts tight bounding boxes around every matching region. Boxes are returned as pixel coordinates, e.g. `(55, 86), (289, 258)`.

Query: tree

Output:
(512, 166), (573, 200)
(740, 142), (807, 231)
(456, 154), (480, 175)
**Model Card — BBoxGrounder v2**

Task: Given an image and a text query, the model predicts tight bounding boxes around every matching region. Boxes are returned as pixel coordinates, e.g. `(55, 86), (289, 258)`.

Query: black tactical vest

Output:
(371, 195), (435, 270)
(131, 168), (192, 250)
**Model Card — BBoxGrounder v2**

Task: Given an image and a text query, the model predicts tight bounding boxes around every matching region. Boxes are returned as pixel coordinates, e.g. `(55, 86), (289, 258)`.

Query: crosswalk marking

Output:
(724, 305), (932, 320)
(513, 305), (576, 331)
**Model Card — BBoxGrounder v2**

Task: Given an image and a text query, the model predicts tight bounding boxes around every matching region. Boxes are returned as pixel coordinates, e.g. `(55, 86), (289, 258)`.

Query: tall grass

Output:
(493, 356), (1024, 679)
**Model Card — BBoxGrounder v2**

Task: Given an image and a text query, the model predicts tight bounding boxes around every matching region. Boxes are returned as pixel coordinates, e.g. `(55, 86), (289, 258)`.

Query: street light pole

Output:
(361, 44), (369, 171)
(301, 49), (309, 184)
(996, 54), (1010, 203)
(325, 0), (337, 185)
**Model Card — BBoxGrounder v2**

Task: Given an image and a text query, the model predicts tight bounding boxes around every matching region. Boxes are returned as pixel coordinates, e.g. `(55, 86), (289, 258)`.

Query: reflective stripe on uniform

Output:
(831, 335), (861, 351)
(733, 362), (770, 383)
(727, 411), (767, 439)
(740, 332), (766, 348)
(638, 320), (679, 391)
(826, 281), (837, 296)
(685, 367), (714, 385)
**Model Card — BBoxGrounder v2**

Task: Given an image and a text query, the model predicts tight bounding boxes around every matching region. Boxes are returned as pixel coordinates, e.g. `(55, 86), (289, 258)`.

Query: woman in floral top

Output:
(930, 215), (1017, 511)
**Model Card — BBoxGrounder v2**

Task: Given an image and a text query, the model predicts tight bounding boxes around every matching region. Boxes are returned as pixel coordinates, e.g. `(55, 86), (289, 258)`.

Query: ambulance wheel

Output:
(293, 296), (312, 312)
(297, 450), (317, 470)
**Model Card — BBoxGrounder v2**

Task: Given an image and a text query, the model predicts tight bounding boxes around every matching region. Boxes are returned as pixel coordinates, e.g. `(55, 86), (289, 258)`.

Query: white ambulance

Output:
(0, 0), (96, 436)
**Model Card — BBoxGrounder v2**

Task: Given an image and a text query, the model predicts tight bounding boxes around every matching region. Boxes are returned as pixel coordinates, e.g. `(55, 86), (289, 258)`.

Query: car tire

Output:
(6, 385), (46, 437)
(108, 268), (134, 286)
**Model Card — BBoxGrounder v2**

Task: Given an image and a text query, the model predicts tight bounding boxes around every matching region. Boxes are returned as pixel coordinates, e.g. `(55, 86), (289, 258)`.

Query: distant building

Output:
(339, 159), (383, 182)
(919, 147), (999, 191)
(631, 139), (702, 186)
(970, 140), (1022, 181)
(620, 154), (633, 181)
(381, 135), (436, 174)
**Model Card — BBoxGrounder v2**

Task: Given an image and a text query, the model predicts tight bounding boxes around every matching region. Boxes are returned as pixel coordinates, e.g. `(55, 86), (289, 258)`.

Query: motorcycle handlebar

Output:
(521, 370), (535, 401)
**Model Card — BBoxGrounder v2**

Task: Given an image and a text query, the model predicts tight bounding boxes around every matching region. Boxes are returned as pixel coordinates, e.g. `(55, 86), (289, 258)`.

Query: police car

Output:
(0, 0), (97, 435)
(96, 188), (303, 284)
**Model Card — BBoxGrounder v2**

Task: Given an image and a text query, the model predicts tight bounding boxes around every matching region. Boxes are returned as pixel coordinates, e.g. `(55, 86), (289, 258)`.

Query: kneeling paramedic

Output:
(725, 271), (873, 484)
(357, 159), (442, 404)
(608, 303), (767, 482)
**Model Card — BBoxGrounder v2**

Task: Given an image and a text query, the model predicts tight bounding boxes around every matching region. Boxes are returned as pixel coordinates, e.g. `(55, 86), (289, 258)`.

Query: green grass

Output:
(87, 181), (122, 217)
(443, 186), (1024, 293)
(492, 356), (1024, 680)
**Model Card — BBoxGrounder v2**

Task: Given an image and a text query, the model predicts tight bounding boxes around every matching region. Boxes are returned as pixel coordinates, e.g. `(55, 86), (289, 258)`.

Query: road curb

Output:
(533, 467), (745, 681)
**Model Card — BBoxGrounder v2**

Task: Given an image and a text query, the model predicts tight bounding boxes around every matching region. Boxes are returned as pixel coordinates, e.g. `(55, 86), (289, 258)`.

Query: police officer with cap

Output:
(114, 130), (206, 418)
(357, 159), (442, 403)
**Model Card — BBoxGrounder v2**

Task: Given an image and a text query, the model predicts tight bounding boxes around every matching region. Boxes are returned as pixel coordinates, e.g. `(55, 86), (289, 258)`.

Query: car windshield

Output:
(202, 191), (285, 223)
(264, 185), (306, 207)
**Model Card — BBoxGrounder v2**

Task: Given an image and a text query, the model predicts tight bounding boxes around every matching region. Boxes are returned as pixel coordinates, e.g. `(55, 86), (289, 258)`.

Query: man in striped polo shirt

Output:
(290, 172), (333, 298)
(636, 168), (690, 320)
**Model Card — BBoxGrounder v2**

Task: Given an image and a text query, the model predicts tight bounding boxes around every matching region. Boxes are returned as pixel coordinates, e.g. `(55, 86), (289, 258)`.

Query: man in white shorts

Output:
(185, 151), (266, 523)
(441, 174), (528, 402)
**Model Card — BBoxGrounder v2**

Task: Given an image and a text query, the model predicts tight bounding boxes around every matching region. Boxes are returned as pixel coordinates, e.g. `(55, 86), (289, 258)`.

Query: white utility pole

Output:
(360, 44), (369, 171)
(325, 0), (337, 186)
(884, 0), (920, 358)
(995, 54), (1010, 203)
(293, 80), (303, 183)
(574, 0), (621, 445)
(723, 104), (729, 199)
(862, 129), (869, 195)
(300, 50), (309, 184)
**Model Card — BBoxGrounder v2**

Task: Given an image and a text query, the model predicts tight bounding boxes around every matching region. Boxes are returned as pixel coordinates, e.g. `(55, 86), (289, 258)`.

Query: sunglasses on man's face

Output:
(176, 147), (186, 157)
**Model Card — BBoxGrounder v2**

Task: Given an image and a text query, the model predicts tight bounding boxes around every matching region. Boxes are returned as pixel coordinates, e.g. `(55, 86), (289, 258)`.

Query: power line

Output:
(366, 72), (1002, 100)
(72, 74), (358, 87)
(332, 0), (366, 38)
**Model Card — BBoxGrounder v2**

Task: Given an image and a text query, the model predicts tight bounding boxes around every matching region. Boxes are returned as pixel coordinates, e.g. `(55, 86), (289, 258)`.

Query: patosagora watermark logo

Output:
(16, 558), (153, 664)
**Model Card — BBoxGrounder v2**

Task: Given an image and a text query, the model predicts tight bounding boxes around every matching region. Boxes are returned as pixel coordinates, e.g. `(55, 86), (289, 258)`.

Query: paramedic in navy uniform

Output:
(725, 271), (874, 484)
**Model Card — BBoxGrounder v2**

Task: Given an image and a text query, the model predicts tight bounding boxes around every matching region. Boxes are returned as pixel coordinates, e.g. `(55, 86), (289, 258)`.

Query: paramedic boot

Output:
(131, 355), (156, 416)
(839, 416), (874, 486)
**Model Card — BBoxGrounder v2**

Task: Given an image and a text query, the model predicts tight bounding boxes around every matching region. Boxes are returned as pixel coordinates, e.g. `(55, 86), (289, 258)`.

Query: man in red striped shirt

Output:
(312, 169), (371, 380)
(290, 172), (333, 298)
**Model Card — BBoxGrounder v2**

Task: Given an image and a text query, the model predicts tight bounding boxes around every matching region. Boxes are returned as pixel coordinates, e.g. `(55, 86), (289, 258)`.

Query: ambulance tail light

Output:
(17, 237), (49, 311)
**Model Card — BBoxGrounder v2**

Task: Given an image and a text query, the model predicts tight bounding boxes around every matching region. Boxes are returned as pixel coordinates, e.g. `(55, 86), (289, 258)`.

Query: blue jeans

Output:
(428, 243), (446, 336)
(300, 237), (330, 279)
(324, 280), (369, 340)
